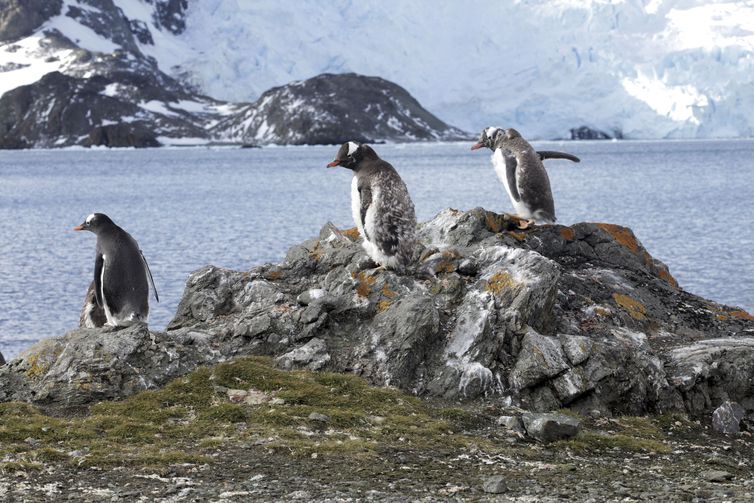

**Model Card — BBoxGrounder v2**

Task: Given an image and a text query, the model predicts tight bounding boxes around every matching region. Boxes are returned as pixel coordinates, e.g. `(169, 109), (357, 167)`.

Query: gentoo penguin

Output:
(327, 142), (417, 272)
(74, 213), (158, 327)
(471, 127), (577, 224)
(471, 127), (581, 163)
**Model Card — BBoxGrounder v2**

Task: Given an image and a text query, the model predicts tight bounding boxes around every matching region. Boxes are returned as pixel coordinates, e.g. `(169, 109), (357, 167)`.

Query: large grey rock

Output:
(0, 325), (216, 413)
(2, 208), (753, 417)
(666, 338), (754, 415)
(275, 338), (331, 371)
(711, 401), (746, 434)
(522, 412), (582, 442)
(510, 330), (569, 391)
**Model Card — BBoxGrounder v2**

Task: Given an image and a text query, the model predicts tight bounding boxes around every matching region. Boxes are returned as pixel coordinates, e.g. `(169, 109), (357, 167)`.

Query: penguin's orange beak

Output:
(327, 160), (340, 168)
(73, 225), (84, 231)
(470, 143), (484, 150)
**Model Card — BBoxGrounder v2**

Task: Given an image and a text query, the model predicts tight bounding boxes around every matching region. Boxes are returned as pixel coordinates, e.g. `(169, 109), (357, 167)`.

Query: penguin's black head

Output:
(471, 127), (504, 151)
(74, 213), (114, 233)
(327, 141), (378, 170)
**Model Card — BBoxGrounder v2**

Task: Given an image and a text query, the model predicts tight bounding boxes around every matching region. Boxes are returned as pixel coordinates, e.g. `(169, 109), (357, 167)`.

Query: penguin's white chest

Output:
(100, 254), (116, 326)
(491, 149), (531, 218)
(350, 177), (364, 236)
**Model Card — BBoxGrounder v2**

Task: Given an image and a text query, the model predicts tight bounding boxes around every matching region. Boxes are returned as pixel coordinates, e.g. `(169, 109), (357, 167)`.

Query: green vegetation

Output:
(0, 357), (692, 474)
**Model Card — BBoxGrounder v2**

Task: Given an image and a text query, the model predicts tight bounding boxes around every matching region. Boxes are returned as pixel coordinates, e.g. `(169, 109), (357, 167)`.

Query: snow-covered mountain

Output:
(2, 0), (753, 145)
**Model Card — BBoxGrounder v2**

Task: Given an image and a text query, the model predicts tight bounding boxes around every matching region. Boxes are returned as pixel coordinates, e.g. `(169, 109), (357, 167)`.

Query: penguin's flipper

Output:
(93, 253), (104, 308)
(140, 250), (159, 302)
(537, 150), (581, 163)
(505, 155), (522, 202)
(359, 186), (372, 241)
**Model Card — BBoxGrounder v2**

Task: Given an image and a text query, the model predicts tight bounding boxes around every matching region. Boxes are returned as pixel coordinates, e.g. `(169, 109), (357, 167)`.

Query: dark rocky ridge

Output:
(0, 0), (62, 42)
(219, 73), (468, 145)
(1, 208), (752, 423)
(0, 2), (468, 148)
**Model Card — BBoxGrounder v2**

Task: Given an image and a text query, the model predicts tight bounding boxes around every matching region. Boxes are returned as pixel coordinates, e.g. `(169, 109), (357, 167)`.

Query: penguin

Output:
(327, 142), (417, 273)
(471, 127), (578, 224)
(471, 127), (581, 163)
(74, 213), (158, 327)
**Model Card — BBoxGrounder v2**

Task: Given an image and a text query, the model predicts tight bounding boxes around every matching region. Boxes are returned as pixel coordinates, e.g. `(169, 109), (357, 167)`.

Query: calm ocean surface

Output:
(1, 140), (753, 359)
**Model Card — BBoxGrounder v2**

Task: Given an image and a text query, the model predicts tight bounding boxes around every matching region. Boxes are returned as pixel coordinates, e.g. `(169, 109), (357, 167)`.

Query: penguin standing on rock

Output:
(472, 127), (579, 224)
(74, 213), (158, 327)
(327, 142), (417, 273)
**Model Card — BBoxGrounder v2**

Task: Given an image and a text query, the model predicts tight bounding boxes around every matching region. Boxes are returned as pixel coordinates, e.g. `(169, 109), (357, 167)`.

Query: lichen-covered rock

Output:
(2, 208), (753, 417)
(0, 325), (216, 413)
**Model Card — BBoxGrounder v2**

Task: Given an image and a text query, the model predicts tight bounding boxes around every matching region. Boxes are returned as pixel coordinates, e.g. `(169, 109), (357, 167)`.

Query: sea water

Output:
(1, 140), (752, 358)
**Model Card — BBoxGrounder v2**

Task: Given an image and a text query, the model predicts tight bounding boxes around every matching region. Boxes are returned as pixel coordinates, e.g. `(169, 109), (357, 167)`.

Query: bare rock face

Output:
(0, 0), (62, 42)
(0, 325), (216, 413)
(0, 67), (225, 148)
(218, 73), (469, 145)
(1, 208), (753, 418)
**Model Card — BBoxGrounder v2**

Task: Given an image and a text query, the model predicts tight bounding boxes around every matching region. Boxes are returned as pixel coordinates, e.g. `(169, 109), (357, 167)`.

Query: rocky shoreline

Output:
(1, 208), (753, 500)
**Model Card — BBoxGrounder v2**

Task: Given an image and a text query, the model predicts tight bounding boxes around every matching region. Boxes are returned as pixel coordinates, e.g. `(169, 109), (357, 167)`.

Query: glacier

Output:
(2, 0), (754, 139)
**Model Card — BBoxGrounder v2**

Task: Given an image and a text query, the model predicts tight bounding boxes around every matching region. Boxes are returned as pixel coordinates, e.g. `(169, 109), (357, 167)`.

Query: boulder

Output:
(521, 412), (582, 442)
(711, 401), (746, 434)
(1, 208), (753, 418)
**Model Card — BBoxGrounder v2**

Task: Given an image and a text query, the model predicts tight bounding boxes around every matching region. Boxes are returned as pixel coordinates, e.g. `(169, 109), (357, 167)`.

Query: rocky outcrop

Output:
(1, 208), (753, 419)
(0, 63), (234, 148)
(0, 0), (62, 42)
(569, 125), (623, 140)
(215, 73), (469, 145)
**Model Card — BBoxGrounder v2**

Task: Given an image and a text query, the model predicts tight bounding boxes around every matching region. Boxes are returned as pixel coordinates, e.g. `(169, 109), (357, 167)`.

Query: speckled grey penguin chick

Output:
(328, 142), (418, 272)
(75, 213), (158, 327)
(472, 127), (577, 224)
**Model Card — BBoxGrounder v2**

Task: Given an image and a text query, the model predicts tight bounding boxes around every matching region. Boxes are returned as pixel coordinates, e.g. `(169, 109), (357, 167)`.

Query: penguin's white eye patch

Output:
(484, 127), (500, 141)
(347, 141), (359, 156)
(85, 214), (95, 224)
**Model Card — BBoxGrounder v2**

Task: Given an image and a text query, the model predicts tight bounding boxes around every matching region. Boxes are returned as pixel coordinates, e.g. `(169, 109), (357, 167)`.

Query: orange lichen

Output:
(658, 269), (679, 288)
(612, 293), (647, 320)
(596, 223), (640, 254)
(435, 261), (457, 273)
(353, 272), (377, 298)
(559, 227), (575, 241)
(507, 232), (526, 241)
(485, 212), (506, 233)
(381, 284), (398, 299)
(729, 310), (754, 322)
(485, 271), (516, 294)
(309, 244), (324, 261)
(341, 227), (360, 240)
(264, 271), (282, 281)
(377, 300), (393, 312)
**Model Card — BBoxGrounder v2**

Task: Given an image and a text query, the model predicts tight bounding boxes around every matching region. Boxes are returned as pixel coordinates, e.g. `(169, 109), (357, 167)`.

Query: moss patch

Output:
(556, 416), (671, 454)
(0, 358), (492, 470)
